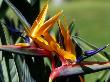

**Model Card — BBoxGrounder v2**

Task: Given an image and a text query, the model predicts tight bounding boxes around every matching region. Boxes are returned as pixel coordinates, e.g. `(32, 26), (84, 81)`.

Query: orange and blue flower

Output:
(0, 3), (109, 82)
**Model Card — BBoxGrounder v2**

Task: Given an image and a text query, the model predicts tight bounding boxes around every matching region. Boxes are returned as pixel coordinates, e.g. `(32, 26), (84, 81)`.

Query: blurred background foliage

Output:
(0, 0), (110, 82)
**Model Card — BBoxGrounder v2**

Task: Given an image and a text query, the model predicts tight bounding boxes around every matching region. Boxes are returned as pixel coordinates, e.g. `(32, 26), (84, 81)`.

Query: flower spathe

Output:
(49, 61), (110, 82)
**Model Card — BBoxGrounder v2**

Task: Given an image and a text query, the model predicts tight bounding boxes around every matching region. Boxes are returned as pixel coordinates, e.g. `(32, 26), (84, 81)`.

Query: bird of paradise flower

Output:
(0, 2), (110, 82)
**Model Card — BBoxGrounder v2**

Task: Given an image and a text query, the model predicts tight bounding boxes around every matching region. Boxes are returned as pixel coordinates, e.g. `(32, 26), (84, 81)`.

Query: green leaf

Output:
(94, 70), (110, 82)
(0, 19), (20, 82)
(0, 0), (3, 7)
(1, 57), (10, 82)
(8, 58), (19, 82)
(94, 69), (109, 82)
(1, 1), (40, 82)
(14, 55), (35, 82)
(0, 21), (12, 44)
(105, 70), (110, 82)
(4, 0), (31, 28)
(44, 57), (52, 70)
(0, 18), (35, 82)
(69, 20), (75, 36)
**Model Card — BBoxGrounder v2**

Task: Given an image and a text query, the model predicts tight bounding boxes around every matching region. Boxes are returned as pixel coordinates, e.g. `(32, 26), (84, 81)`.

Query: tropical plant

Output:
(0, 0), (110, 82)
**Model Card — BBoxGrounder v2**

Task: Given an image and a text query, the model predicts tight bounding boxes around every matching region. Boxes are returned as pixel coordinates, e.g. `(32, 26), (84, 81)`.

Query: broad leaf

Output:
(0, 18), (36, 82)
(4, 0), (30, 27)
(8, 58), (19, 82)
(1, 57), (9, 82)
(14, 55), (36, 82)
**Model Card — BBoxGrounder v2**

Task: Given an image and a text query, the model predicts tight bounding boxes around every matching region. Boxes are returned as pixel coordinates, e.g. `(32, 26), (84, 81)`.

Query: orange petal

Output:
(66, 28), (71, 52)
(65, 25), (76, 56)
(36, 37), (48, 45)
(51, 33), (57, 42)
(66, 28), (76, 56)
(32, 37), (52, 51)
(58, 20), (76, 56)
(58, 20), (66, 39)
(30, 3), (48, 37)
(57, 47), (76, 61)
(63, 17), (71, 52)
(58, 18), (71, 52)
(65, 19), (76, 55)
(50, 41), (60, 51)
(15, 43), (30, 47)
(50, 41), (76, 61)
(33, 10), (63, 37)
(58, 20), (67, 48)
(43, 32), (55, 43)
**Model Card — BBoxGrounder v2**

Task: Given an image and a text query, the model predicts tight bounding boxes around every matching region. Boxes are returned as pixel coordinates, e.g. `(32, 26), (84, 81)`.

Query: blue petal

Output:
(84, 44), (109, 56)
(4, 17), (22, 36)
(22, 36), (30, 43)
(76, 56), (85, 63)
(4, 17), (30, 43)
(77, 44), (109, 63)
